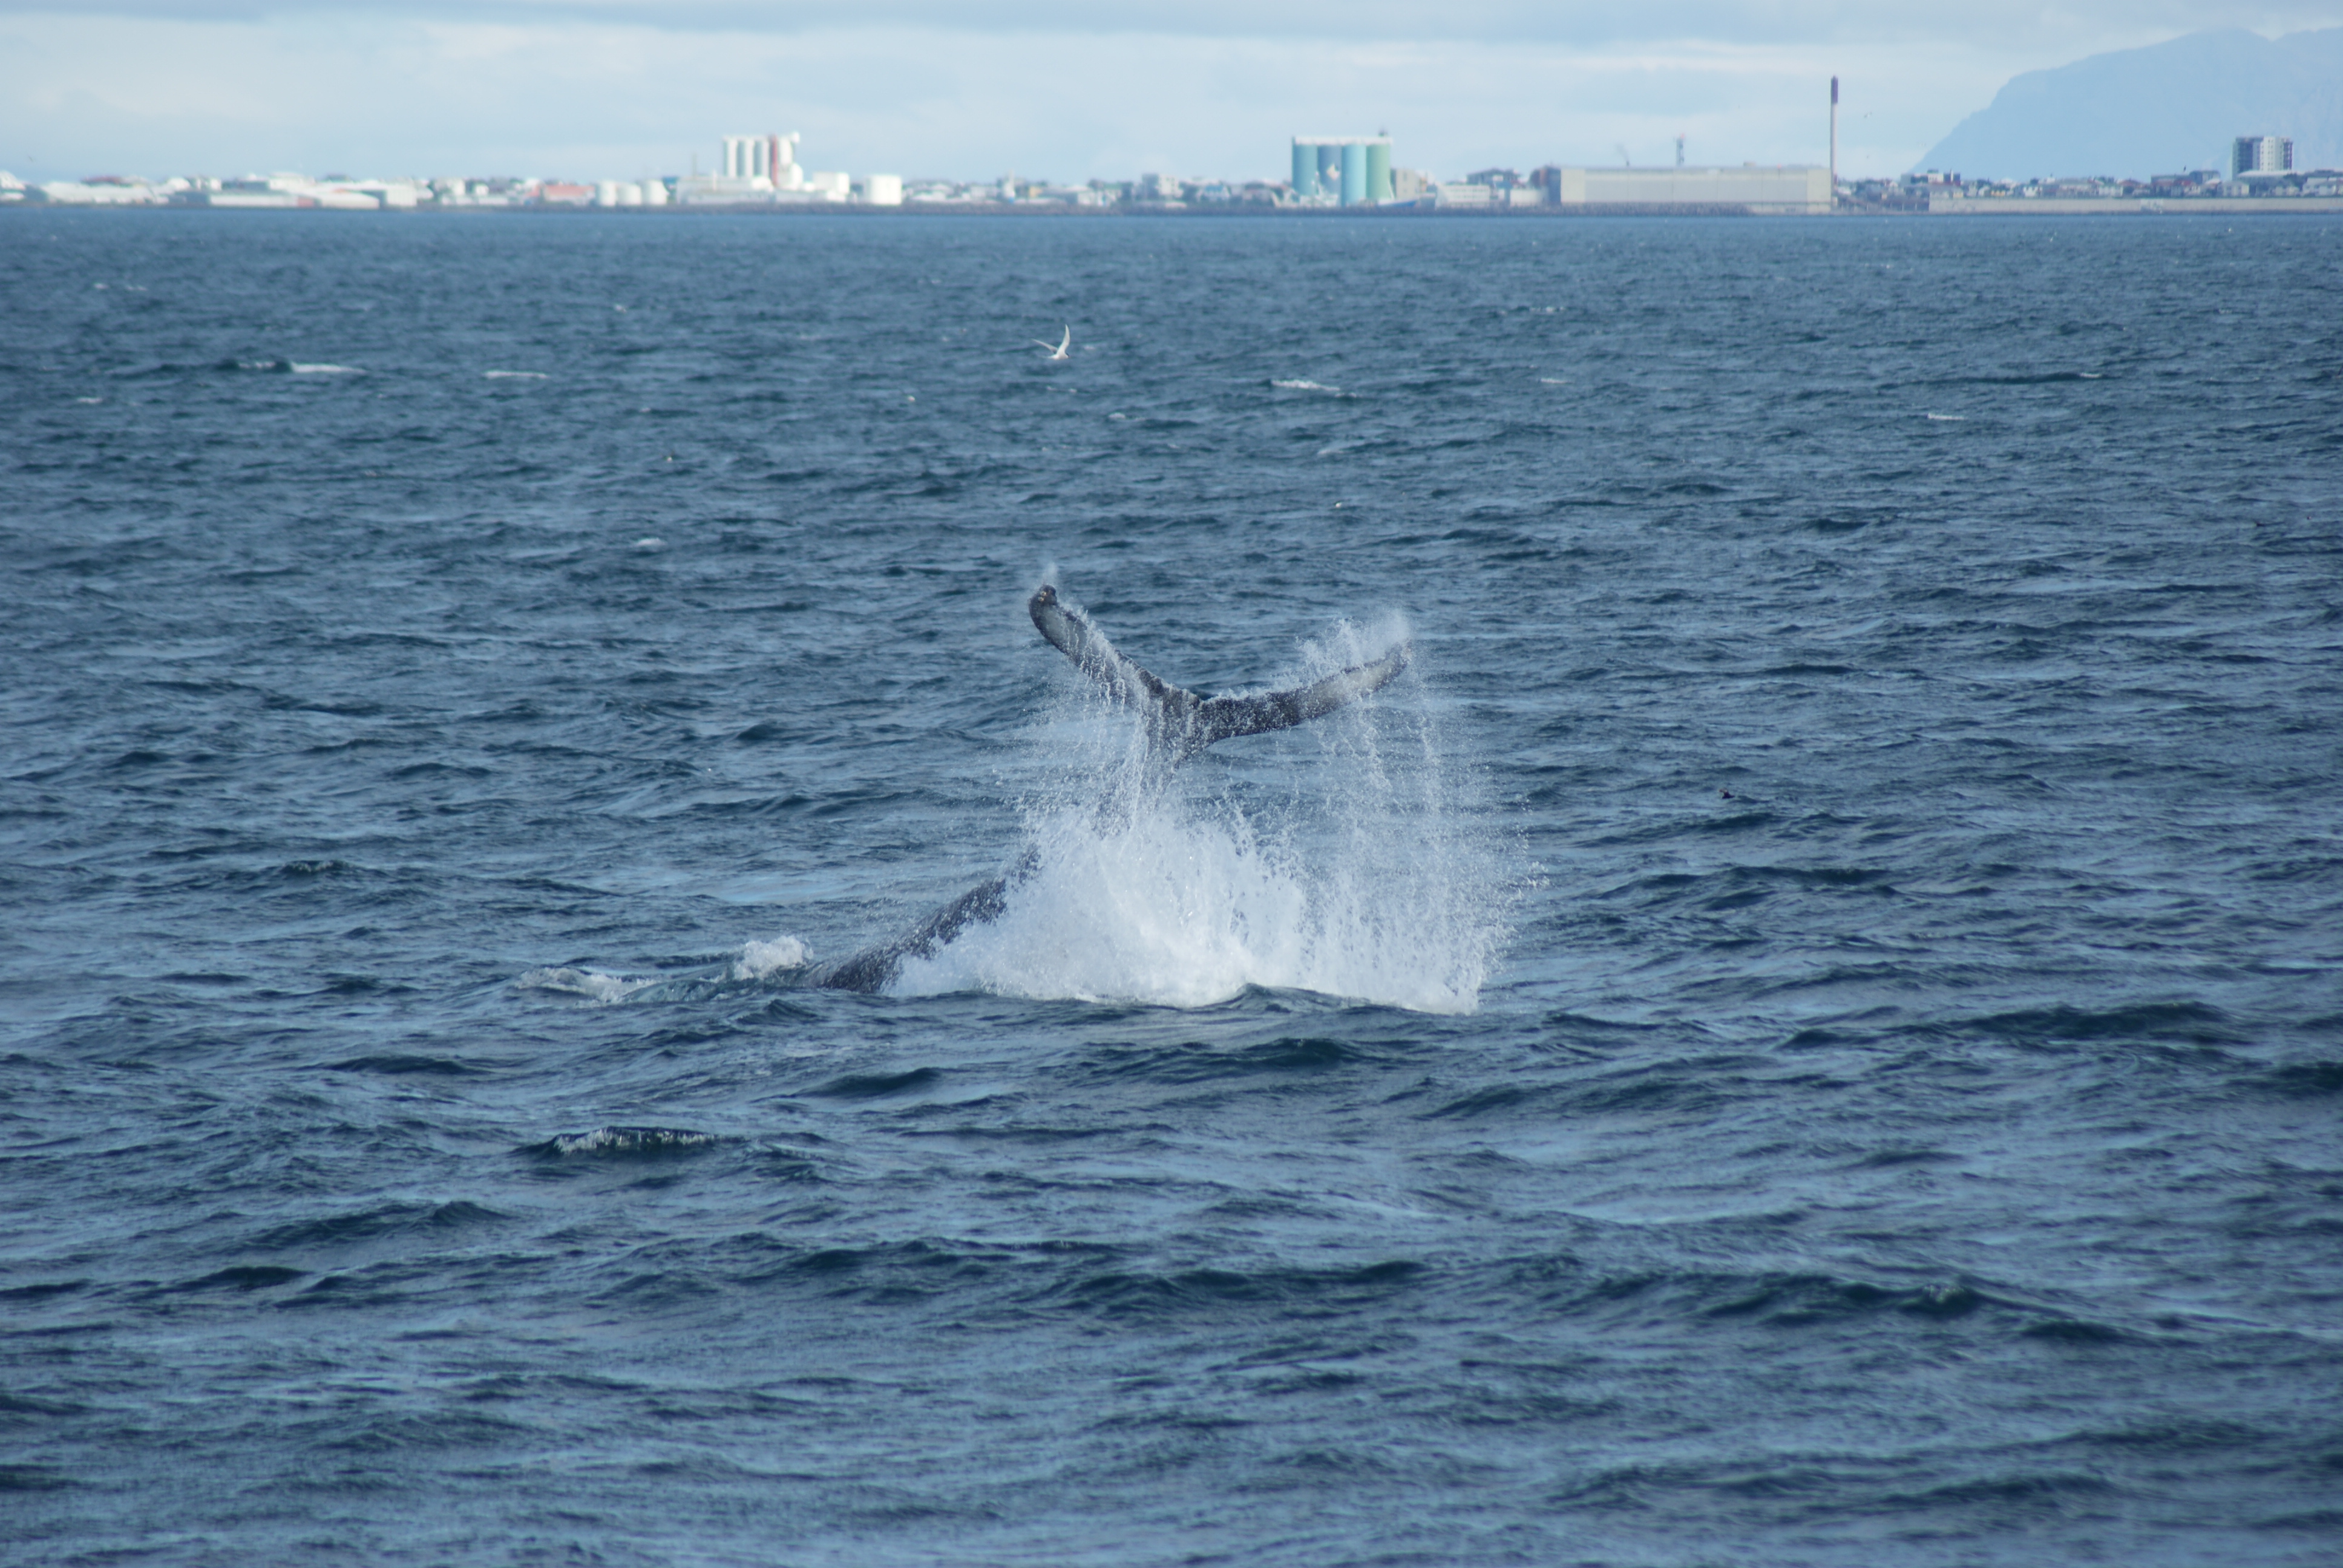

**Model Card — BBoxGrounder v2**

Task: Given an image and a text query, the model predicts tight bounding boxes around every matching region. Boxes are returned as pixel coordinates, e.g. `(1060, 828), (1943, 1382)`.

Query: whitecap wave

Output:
(733, 935), (808, 980)
(289, 362), (362, 375)
(1271, 378), (1340, 393)
(514, 965), (654, 1003)
(485, 370), (548, 380)
(536, 1126), (723, 1157)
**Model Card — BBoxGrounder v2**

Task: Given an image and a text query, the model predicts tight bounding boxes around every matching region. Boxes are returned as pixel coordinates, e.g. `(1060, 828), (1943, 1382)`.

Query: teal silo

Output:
(1340, 142), (1366, 205)
(1291, 140), (1318, 198)
(1366, 140), (1392, 202)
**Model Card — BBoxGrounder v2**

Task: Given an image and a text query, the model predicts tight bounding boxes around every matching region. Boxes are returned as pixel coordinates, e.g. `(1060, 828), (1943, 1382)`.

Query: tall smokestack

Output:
(1830, 76), (1839, 203)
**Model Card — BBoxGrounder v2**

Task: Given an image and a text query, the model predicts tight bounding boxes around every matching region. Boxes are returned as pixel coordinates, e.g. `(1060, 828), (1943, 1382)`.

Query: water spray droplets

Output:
(896, 617), (1508, 1013)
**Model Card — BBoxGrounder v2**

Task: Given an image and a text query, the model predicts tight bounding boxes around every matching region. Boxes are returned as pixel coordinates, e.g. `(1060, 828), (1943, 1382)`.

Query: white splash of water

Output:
(895, 614), (1509, 1014)
(733, 935), (808, 979)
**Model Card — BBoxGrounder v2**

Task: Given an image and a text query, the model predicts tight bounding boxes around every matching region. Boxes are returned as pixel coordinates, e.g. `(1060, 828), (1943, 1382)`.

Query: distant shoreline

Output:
(10, 198), (2343, 218)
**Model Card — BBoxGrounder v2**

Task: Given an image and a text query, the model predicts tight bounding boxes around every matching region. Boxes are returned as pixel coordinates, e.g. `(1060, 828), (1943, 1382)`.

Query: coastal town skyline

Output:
(7, 3), (2339, 188)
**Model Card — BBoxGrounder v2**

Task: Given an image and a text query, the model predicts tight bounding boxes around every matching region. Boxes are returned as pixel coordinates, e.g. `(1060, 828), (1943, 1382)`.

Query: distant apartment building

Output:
(2232, 136), (2293, 177)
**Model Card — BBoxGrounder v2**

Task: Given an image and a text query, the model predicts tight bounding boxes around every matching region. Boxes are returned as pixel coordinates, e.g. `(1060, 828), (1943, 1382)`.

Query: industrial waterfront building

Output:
(721, 133), (797, 186)
(1286, 134), (1829, 214)
(1291, 137), (1394, 205)
(1545, 165), (1833, 214)
(1420, 163), (1829, 214)
(665, 134), (898, 206)
(678, 132), (804, 201)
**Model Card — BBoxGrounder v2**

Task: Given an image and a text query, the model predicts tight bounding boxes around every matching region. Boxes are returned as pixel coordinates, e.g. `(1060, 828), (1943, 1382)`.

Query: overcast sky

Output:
(5, 2), (2337, 183)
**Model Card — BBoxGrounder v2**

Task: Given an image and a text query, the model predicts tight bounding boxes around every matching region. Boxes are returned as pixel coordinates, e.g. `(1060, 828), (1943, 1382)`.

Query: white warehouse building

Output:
(1551, 166), (1831, 214)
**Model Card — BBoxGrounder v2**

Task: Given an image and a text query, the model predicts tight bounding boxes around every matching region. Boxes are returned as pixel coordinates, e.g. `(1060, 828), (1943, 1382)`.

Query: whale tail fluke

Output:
(1027, 584), (1407, 761)
(811, 586), (1413, 992)
(1194, 645), (1412, 744)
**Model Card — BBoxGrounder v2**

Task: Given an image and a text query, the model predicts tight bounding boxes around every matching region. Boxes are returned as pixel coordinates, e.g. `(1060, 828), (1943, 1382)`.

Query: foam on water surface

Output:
(535, 1125), (724, 1157)
(513, 965), (654, 1003)
(733, 935), (808, 979)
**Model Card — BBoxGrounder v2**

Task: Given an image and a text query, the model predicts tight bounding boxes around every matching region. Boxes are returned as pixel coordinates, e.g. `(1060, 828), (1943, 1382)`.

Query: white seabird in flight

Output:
(1033, 326), (1071, 361)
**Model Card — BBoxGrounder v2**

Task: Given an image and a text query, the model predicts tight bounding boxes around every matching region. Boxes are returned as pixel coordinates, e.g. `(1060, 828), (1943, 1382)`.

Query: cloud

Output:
(7, 0), (2341, 48)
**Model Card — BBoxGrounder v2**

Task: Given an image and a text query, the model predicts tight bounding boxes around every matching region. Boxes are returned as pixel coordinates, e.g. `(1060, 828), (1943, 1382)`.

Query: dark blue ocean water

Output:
(4, 209), (2341, 1566)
